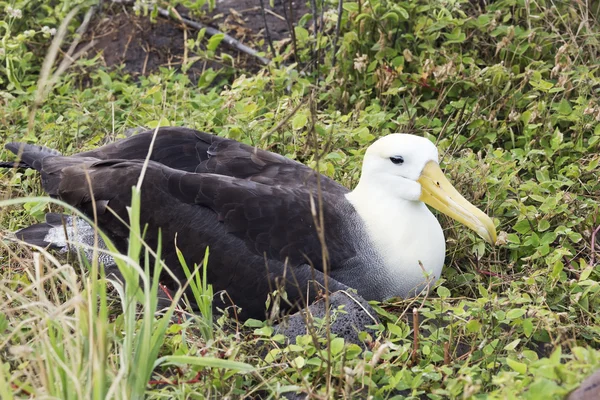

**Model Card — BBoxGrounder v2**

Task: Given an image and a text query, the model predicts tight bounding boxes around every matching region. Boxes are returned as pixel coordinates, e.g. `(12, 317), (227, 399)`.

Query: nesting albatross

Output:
(3, 128), (496, 319)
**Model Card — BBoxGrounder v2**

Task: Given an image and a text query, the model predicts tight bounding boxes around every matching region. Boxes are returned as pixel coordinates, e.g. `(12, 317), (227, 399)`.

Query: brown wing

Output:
(75, 127), (349, 195)
(40, 157), (350, 319)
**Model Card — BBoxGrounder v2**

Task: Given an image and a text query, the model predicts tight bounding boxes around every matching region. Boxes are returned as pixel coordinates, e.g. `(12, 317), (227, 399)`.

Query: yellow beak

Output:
(417, 161), (497, 245)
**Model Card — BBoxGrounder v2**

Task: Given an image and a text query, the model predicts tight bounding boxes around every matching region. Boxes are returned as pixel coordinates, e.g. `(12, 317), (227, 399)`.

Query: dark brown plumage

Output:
(5, 128), (360, 319)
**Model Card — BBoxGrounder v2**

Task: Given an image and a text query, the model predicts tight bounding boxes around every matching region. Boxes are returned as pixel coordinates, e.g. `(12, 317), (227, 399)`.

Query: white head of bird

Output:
(345, 133), (496, 297)
(354, 134), (440, 202)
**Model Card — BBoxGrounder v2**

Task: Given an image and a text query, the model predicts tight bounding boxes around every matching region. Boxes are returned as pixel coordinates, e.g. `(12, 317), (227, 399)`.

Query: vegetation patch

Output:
(1, 0), (599, 398)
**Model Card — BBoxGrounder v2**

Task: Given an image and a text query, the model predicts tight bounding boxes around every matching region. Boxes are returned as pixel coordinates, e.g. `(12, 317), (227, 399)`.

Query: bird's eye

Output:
(389, 156), (404, 165)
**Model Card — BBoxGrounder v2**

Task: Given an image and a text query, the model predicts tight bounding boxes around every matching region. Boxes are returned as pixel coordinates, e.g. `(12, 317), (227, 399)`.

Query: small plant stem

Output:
(281, 0), (299, 64)
(591, 224), (600, 266)
(309, 90), (333, 393)
(261, 97), (307, 140)
(331, 0), (344, 67)
(444, 342), (450, 365)
(258, 0), (277, 61)
(412, 307), (419, 365)
(310, 0), (319, 77)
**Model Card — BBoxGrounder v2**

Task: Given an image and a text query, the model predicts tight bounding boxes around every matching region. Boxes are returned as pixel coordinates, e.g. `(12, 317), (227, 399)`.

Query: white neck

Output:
(345, 179), (446, 299)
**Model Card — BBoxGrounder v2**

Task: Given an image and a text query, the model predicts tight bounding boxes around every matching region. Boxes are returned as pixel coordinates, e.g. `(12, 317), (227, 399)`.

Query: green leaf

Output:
(294, 26), (309, 43)
(154, 355), (255, 373)
(549, 345), (562, 364)
(254, 326), (273, 336)
(551, 129), (563, 149)
(580, 265), (593, 281)
(291, 356), (305, 368)
(207, 33), (225, 51)
(394, 6), (409, 20)
(292, 113), (308, 130)
(507, 234), (520, 244)
(445, 28), (466, 44)
(387, 322), (404, 337)
(244, 319), (264, 328)
(557, 99), (572, 115)
(568, 231), (582, 243)
(523, 318), (534, 337)
(540, 232), (557, 245)
(436, 286), (451, 299)
(330, 337), (345, 355)
(96, 69), (112, 87)
(551, 261), (564, 279)
(147, 117), (170, 128)
(537, 219), (550, 232)
(506, 357), (527, 374)
(506, 309), (526, 320)
(381, 11), (399, 23)
(513, 219), (532, 234)
(504, 338), (521, 351)
(466, 319), (482, 333)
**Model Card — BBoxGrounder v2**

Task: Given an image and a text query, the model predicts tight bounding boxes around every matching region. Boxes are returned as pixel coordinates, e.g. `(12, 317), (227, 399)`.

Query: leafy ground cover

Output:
(1, 0), (599, 398)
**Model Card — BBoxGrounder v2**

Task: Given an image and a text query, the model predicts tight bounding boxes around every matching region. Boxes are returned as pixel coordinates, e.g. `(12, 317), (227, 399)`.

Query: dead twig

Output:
(308, 89), (333, 394)
(411, 307), (419, 365)
(331, 0), (344, 67)
(281, 0), (299, 64)
(261, 98), (307, 140)
(444, 341), (450, 365)
(258, 0), (277, 61)
(591, 223), (600, 266)
(310, 0), (319, 76)
(157, 7), (270, 65)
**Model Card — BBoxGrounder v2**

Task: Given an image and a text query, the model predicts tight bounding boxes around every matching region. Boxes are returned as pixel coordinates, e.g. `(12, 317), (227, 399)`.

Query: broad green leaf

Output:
(437, 286), (451, 299)
(513, 219), (532, 234)
(207, 33), (225, 51)
(506, 357), (527, 374)
(330, 337), (345, 355)
(147, 117), (170, 128)
(537, 219), (550, 232)
(387, 322), (404, 337)
(466, 319), (482, 333)
(523, 318), (534, 337)
(292, 113), (308, 130)
(291, 356), (305, 369)
(504, 338), (521, 351)
(506, 309), (526, 320)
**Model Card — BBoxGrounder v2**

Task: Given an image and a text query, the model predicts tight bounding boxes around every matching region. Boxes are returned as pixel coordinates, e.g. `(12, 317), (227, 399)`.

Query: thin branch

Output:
(331, 0), (344, 67)
(310, 0), (319, 74)
(281, 0), (299, 63)
(411, 307), (419, 365)
(258, 0), (276, 61)
(157, 7), (270, 65)
(308, 89), (332, 393)
(261, 98), (307, 140)
(591, 223), (600, 266)
(65, 5), (97, 56)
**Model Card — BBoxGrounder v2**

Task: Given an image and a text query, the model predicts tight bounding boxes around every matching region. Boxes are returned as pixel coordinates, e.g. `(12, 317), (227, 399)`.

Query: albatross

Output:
(3, 128), (496, 319)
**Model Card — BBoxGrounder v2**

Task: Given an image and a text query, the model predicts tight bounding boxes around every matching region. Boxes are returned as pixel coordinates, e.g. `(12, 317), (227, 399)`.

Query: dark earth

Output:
(84, 0), (310, 79)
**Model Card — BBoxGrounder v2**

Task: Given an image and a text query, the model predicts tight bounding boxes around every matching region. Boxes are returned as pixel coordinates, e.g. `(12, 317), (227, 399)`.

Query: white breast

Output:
(345, 191), (446, 298)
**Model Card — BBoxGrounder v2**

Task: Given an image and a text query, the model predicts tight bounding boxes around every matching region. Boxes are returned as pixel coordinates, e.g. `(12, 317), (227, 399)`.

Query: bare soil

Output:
(84, 0), (310, 79)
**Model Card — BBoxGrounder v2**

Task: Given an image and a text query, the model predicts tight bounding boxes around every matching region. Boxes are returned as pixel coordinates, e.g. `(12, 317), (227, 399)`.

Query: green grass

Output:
(1, 0), (600, 398)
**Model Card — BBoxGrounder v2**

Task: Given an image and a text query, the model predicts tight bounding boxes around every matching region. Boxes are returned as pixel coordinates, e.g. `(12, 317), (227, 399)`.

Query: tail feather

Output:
(15, 222), (61, 249)
(4, 142), (62, 170)
(0, 160), (31, 169)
